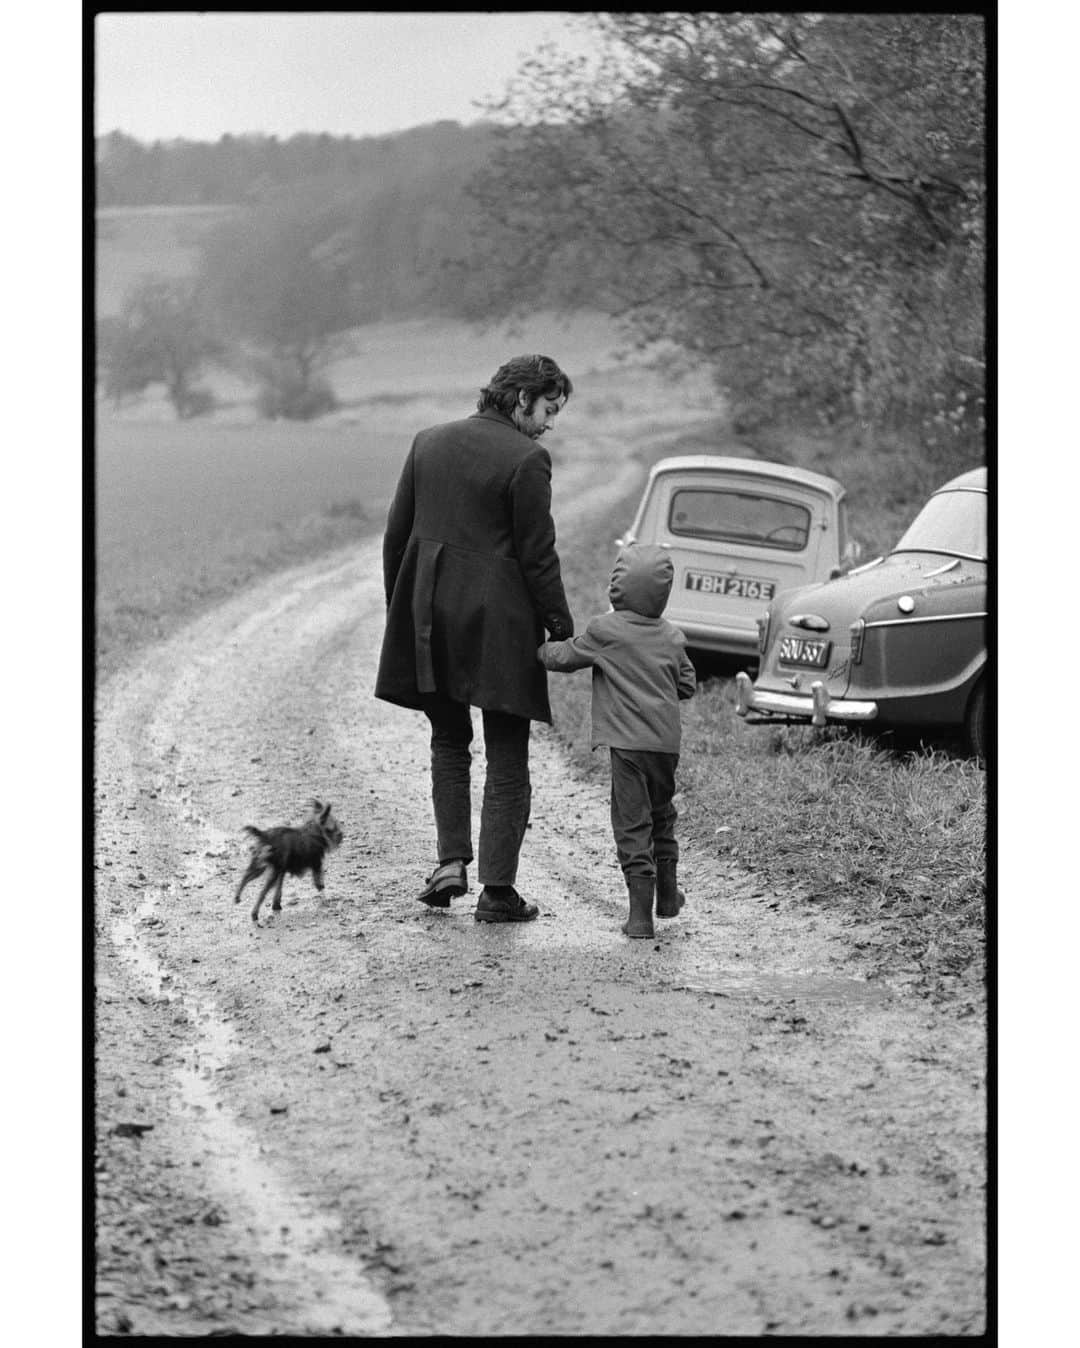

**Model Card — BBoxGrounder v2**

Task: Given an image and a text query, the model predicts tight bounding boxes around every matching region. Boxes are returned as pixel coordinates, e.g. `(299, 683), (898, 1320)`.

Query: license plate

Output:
(684, 570), (776, 600)
(778, 636), (831, 667)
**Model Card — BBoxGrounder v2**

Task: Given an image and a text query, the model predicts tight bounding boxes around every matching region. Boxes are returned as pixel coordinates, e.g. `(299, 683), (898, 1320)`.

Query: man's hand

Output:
(544, 613), (574, 641)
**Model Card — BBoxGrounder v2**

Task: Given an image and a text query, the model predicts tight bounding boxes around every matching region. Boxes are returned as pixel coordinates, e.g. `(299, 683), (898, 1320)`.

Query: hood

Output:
(609, 544), (674, 618)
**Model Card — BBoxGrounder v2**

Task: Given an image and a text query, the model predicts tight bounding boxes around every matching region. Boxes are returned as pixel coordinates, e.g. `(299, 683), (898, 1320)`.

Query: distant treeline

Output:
(95, 122), (494, 208)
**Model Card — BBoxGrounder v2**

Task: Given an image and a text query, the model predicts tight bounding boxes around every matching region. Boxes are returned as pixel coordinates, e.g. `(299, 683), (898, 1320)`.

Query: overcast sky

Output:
(94, 10), (600, 142)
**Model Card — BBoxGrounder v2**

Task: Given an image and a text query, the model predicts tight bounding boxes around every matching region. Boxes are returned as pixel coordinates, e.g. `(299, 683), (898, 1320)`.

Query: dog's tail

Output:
(242, 824), (267, 842)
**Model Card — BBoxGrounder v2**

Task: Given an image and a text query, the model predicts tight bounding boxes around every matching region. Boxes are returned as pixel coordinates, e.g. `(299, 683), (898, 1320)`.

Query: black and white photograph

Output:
(80, 6), (1004, 1338)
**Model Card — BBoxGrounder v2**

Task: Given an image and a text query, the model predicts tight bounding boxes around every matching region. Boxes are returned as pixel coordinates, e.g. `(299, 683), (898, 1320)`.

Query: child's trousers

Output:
(609, 747), (679, 879)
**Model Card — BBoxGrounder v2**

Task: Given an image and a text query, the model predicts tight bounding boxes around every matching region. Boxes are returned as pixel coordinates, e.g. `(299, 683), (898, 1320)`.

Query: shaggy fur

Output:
(233, 799), (343, 922)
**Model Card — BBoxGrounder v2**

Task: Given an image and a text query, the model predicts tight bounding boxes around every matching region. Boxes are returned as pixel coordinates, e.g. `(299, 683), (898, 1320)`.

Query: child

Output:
(538, 543), (697, 938)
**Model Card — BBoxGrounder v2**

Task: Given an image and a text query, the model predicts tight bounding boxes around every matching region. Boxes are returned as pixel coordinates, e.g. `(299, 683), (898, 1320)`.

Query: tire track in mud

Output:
(95, 452), (985, 1335)
(96, 551), (399, 1336)
(108, 887), (394, 1336)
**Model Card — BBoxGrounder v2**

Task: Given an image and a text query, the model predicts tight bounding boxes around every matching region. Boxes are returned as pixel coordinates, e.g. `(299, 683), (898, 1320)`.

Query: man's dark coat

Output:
(374, 408), (574, 723)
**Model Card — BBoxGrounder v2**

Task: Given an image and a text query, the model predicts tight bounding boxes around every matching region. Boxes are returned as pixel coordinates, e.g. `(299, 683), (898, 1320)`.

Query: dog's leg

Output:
(251, 871), (277, 921)
(234, 862), (262, 905)
(313, 863), (325, 893)
(270, 873), (286, 912)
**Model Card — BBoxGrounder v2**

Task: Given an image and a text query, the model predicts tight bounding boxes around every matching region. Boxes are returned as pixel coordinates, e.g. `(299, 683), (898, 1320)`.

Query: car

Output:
(616, 455), (859, 658)
(734, 465), (988, 758)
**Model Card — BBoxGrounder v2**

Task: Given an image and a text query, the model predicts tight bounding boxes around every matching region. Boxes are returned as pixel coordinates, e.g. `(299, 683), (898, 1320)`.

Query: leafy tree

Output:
(197, 193), (358, 418)
(99, 278), (221, 417)
(469, 12), (986, 451)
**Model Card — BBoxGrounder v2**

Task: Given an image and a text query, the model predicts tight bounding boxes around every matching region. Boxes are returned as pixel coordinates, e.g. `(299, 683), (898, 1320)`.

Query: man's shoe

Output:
(474, 886), (539, 923)
(417, 859), (468, 908)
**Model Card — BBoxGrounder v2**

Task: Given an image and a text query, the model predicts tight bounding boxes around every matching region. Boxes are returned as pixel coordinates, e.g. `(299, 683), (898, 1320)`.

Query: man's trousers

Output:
(421, 692), (532, 887)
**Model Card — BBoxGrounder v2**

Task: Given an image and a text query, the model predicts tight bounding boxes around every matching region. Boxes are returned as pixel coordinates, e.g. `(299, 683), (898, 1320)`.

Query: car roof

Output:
(934, 465), (987, 494)
(645, 454), (847, 500)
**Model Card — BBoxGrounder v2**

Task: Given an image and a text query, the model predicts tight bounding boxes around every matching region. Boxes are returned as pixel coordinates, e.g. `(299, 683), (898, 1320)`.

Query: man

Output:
(374, 354), (575, 922)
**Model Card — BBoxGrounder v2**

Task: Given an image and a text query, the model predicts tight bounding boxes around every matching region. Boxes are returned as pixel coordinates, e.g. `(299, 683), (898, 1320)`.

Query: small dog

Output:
(233, 799), (344, 922)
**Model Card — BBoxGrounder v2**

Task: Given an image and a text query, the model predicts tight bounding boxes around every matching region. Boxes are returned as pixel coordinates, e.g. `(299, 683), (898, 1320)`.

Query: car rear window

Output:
(668, 488), (812, 552)
(892, 489), (987, 560)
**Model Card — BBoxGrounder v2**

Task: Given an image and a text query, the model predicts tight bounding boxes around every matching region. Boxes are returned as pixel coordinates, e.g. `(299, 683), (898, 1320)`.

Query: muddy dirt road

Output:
(94, 449), (985, 1336)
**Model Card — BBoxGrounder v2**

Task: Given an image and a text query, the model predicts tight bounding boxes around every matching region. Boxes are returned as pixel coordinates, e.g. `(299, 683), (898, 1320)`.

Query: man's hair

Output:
(476, 354), (573, 417)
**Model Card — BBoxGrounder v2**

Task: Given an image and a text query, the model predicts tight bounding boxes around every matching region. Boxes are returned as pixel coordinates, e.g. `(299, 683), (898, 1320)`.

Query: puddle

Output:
(109, 889), (394, 1336)
(670, 973), (893, 1004)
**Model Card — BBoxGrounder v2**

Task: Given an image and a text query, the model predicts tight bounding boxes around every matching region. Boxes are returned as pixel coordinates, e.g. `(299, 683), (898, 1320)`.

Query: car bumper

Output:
(734, 671), (878, 726)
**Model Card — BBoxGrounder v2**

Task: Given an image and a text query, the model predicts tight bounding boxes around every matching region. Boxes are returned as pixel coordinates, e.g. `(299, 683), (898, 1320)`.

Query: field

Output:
(96, 417), (405, 675)
(95, 303), (697, 674)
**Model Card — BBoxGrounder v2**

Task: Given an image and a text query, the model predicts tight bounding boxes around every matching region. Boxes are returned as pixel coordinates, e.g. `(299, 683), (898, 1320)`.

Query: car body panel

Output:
(737, 466), (987, 738)
(619, 456), (852, 655)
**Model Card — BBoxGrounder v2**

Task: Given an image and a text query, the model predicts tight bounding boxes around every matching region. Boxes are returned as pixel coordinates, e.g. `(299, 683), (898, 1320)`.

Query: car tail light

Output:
(757, 608), (771, 655)
(849, 617), (866, 664)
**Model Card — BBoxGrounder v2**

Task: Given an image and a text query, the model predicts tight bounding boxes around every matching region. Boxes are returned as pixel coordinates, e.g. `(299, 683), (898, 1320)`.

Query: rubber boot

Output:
(622, 875), (655, 939)
(655, 857), (686, 918)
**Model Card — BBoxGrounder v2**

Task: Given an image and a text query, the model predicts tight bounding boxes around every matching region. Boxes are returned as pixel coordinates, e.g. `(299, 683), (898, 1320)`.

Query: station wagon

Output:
(617, 456), (858, 658)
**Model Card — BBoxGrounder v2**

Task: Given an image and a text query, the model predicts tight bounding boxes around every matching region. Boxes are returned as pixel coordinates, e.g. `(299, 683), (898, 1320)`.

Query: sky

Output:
(94, 10), (601, 142)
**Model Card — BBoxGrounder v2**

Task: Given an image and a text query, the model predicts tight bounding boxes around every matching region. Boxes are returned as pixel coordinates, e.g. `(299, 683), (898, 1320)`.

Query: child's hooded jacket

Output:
(538, 544), (697, 752)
